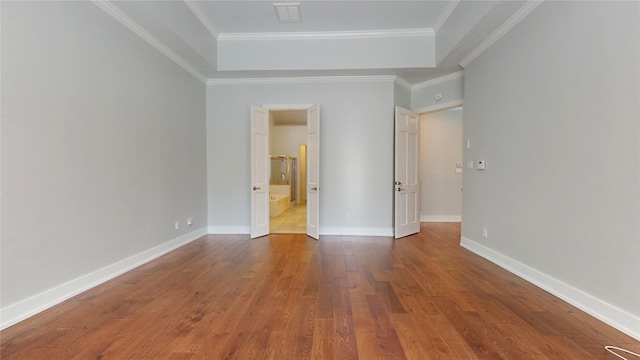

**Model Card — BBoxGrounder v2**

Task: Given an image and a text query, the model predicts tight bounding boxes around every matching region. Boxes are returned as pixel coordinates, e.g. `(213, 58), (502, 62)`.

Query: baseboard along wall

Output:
(0, 227), (208, 330)
(460, 236), (640, 341)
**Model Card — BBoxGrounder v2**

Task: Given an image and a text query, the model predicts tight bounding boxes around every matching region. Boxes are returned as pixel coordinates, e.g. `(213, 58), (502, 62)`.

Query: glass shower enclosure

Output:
(269, 155), (297, 203)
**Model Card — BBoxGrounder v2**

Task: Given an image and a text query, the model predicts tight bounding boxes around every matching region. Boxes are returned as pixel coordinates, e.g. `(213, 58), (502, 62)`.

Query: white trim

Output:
(433, 0), (460, 33)
(420, 215), (461, 222)
(460, 236), (640, 341)
(394, 76), (413, 91)
(91, 0), (206, 83)
(218, 28), (434, 42)
(320, 227), (393, 237)
(412, 71), (464, 91)
(184, 0), (220, 39)
(0, 227), (208, 330)
(414, 99), (463, 115)
(207, 75), (398, 86)
(459, 1), (544, 68)
(208, 226), (250, 234)
(207, 226), (394, 237)
(263, 104), (314, 110)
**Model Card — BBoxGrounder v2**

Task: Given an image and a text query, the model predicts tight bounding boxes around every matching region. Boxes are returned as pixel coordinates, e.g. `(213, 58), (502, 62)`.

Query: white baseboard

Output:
(320, 227), (393, 237)
(206, 226), (394, 237)
(420, 215), (461, 222)
(0, 227), (208, 331)
(207, 226), (250, 234)
(460, 236), (640, 341)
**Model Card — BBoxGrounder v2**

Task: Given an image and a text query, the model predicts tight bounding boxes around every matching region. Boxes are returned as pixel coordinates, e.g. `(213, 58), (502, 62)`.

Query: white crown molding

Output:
(0, 227), (208, 330)
(412, 71), (464, 91)
(394, 76), (413, 91)
(460, 236), (640, 341)
(91, 0), (207, 83)
(218, 28), (434, 42)
(207, 75), (398, 86)
(433, 0), (460, 33)
(459, 0), (544, 68)
(263, 104), (314, 110)
(184, 0), (220, 40)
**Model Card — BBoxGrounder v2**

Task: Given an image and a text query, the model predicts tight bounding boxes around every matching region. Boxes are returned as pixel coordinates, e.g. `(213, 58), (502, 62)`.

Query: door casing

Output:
(251, 104), (320, 239)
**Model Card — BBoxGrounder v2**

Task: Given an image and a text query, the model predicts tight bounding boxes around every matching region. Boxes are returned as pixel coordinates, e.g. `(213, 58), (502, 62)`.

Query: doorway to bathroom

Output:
(269, 108), (308, 234)
(250, 104), (320, 239)
(269, 153), (306, 233)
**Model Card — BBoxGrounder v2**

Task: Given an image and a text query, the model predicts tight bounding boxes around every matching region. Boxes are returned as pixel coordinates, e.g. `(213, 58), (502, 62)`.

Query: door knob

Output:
(311, 187), (318, 191)
(253, 186), (260, 190)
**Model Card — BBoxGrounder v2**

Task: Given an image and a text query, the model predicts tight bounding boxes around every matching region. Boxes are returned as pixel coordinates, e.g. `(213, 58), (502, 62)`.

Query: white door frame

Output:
(262, 104), (320, 239)
(414, 99), (463, 115)
(412, 99), (464, 226)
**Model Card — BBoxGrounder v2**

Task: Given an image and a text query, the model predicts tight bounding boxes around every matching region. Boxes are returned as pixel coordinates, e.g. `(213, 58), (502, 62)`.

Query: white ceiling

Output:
(194, 1), (449, 34)
(105, 0), (532, 85)
(272, 110), (307, 125)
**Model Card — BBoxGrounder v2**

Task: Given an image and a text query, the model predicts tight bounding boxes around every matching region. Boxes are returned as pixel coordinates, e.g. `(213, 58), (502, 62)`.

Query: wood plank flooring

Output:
(1, 223), (638, 359)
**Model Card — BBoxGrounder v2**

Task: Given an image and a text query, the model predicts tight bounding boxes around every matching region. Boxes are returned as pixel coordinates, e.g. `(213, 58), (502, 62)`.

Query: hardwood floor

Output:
(1, 223), (638, 359)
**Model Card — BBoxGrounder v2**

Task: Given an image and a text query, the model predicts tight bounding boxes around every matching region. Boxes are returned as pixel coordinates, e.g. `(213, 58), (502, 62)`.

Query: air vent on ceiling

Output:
(274, 3), (302, 23)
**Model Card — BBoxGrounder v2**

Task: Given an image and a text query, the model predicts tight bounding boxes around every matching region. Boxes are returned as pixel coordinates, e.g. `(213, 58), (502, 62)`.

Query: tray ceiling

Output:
(102, 0), (536, 85)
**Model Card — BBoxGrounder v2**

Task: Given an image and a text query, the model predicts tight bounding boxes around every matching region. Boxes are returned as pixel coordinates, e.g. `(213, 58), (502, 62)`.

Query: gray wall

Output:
(207, 80), (395, 235)
(462, 0), (639, 327)
(412, 75), (464, 111)
(419, 108), (463, 221)
(394, 82), (412, 109)
(1, 1), (207, 310)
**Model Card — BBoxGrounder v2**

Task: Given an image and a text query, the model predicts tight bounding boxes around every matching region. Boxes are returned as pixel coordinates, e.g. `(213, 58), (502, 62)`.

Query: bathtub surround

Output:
(269, 155), (298, 205)
(269, 185), (291, 218)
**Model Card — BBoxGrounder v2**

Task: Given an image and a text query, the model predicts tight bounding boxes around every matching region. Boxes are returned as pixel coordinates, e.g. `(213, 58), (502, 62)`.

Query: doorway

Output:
(250, 104), (320, 239)
(418, 104), (464, 223)
(269, 110), (306, 233)
(394, 102), (463, 239)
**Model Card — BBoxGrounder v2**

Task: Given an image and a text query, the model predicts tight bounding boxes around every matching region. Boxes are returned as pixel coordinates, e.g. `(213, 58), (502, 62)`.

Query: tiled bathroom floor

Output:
(270, 204), (306, 233)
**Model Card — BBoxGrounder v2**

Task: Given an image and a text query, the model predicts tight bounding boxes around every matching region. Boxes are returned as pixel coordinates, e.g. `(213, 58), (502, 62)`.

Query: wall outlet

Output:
(482, 228), (488, 238)
(175, 221), (180, 230)
(187, 217), (193, 226)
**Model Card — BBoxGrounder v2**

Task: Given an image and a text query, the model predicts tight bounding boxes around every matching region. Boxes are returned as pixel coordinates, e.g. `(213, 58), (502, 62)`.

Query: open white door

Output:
(250, 105), (270, 238)
(306, 104), (320, 239)
(394, 106), (420, 238)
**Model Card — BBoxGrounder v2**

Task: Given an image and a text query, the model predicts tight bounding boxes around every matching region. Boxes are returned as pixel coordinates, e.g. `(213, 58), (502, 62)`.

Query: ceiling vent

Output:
(274, 3), (302, 23)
